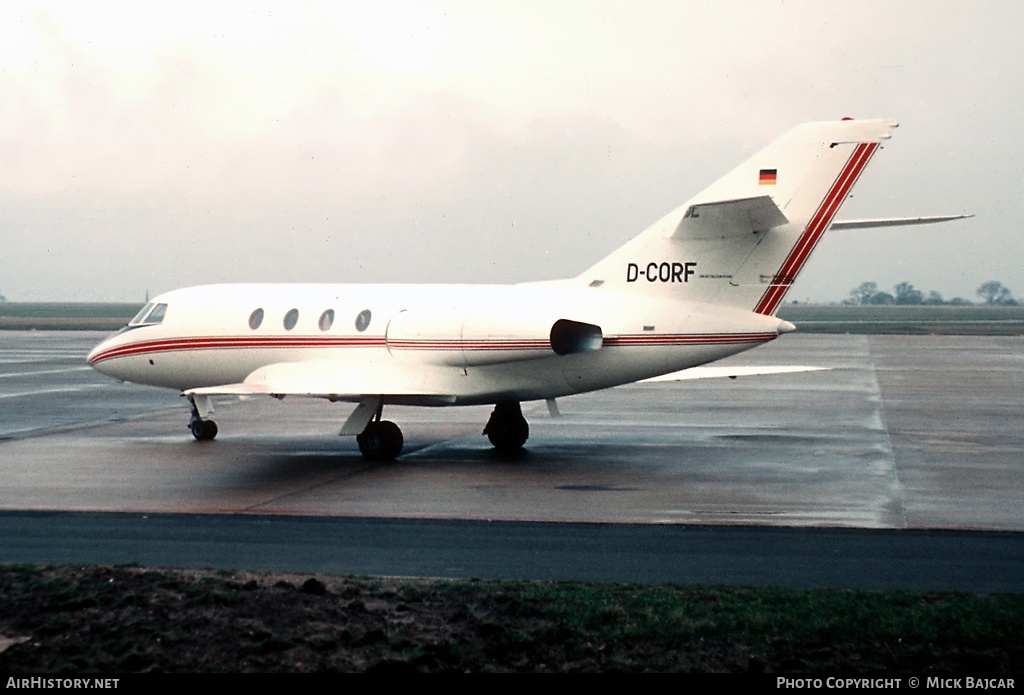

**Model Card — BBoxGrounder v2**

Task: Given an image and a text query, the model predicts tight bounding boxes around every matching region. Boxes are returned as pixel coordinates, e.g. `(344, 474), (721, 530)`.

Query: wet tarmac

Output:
(1, 330), (1022, 589)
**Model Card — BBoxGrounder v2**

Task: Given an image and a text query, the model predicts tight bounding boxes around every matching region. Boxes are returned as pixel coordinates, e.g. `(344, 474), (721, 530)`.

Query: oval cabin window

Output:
(283, 308), (299, 330)
(355, 309), (372, 332)
(319, 309), (335, 331)
(249, 308), (264, 330)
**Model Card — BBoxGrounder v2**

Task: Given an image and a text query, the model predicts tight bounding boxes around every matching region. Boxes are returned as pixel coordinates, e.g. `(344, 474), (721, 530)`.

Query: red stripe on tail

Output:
(754, 142), (878, 315)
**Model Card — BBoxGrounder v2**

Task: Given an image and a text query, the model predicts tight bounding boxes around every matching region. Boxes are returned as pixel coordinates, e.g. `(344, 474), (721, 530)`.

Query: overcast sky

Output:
(1, 1), (1021, 302)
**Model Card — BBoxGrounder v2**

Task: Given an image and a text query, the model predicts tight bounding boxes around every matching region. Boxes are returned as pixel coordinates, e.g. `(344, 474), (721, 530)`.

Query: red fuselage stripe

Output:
(89, 336), (385, 363)
(89, 332), (777, 364)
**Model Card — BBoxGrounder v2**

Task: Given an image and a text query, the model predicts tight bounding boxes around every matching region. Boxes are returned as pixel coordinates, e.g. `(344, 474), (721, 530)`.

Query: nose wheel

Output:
(187, 394), (218, 441)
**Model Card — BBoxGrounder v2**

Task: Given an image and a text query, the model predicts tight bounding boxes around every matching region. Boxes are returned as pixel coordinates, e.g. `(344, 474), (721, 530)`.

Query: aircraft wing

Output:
(183, 359), (456, 403)
(831, 214), (972, 230)
(186, 362), (831, 394)
(642, 365), (829, 382)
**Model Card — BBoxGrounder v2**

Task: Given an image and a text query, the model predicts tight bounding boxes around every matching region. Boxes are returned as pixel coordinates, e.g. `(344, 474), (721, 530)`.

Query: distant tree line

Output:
(844, 281), (1018, 306)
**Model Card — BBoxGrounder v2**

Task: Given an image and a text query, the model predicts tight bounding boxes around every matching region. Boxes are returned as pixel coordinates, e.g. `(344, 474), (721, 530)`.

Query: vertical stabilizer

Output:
(579, 119), (898, 314)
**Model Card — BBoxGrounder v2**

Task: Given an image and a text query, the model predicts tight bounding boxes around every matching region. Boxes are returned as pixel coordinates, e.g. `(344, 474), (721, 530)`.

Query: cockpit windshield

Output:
(129, 303), (154, 325)
(145, 303), (168, 324)
(128, 302), (168, 326)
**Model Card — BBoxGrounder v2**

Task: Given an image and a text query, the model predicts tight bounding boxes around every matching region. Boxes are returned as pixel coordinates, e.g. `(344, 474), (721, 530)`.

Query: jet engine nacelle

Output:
(385, 308), (602, 367)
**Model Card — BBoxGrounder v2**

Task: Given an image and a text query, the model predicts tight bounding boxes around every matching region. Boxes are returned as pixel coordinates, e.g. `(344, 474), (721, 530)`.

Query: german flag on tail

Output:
(759, 168), (777, 185)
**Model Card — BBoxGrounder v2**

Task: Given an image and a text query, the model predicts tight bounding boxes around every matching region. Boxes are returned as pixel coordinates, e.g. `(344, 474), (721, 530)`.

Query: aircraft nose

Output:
(87, 336), (117, 376)
(87, 339), (105, 366)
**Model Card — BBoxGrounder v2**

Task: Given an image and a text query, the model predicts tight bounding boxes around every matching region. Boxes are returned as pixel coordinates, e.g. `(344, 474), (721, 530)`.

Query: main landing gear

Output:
(357, 420), (404, 461)
(483, 401), (529, 453)
(357, 408), (404, 462)
(347, 400), (529, 461)
(187, 395), (218, 441)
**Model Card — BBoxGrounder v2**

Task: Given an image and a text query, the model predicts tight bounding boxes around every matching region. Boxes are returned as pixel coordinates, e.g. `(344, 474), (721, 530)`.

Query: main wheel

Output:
(357, 420), (404, 461)
(190, 419), (218, 441)
(484, 403), (529, 452)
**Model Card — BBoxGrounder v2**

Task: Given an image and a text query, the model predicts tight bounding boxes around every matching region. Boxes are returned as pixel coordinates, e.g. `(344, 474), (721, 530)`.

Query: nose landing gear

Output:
(187, 394), (218, 441)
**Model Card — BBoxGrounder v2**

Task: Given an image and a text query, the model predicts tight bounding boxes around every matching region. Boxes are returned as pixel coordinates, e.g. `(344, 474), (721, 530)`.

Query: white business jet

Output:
(88, 118), (966, 461)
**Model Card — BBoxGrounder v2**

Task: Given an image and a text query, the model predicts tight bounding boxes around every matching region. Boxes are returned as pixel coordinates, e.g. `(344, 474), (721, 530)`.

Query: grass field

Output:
(2, 302), (1023, 334)
(0, 565), (1021, 672)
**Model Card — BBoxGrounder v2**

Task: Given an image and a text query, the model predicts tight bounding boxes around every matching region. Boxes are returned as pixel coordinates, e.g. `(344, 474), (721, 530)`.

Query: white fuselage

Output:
(88, 281), (789, 406)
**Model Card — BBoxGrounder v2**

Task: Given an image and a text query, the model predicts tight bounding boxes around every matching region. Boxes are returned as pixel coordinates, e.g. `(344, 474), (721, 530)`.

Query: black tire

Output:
(357, 420), (404, 461)
(485, 414), (529, 451)
(191, 419), (218, 441)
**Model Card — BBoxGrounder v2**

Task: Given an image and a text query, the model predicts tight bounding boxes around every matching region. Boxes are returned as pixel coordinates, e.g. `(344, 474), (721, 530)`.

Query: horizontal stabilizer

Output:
(831, 214), (972, 230)
(643, 365), (829, 382)
(673, 195), (789, 239)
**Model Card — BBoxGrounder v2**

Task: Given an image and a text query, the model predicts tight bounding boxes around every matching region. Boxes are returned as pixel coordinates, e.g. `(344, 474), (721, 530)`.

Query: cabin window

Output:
(283, 308), (299, 330)
(248, 308), (264, 330)
(318, 309), (335, 331)
(355, 309), (372, 332)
